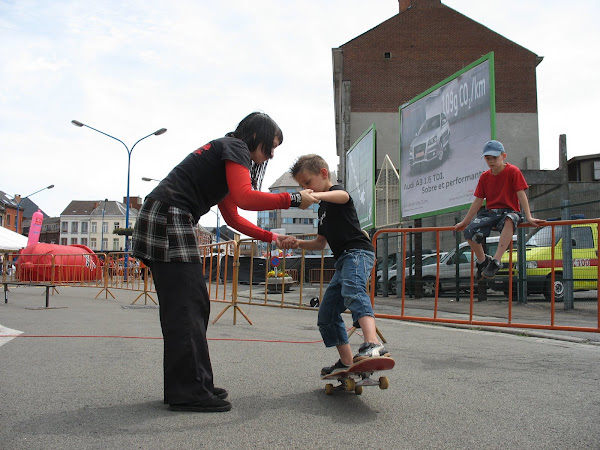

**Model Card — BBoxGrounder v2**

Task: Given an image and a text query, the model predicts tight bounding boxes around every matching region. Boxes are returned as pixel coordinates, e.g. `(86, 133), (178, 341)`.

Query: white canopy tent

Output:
(0, 226), (28, 252)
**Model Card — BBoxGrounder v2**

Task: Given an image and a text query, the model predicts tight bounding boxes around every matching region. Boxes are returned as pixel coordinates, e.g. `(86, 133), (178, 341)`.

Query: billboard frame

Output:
(345, 124), (376, 230)
(399, 52), (496, 220)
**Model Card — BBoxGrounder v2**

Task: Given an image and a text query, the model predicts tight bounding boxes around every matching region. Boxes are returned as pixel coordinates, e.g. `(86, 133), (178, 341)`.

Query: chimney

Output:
(399, 0), (411, 13)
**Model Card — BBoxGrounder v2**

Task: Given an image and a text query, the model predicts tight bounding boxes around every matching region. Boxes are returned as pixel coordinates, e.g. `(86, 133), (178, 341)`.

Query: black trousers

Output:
(150, 261), (214, 404)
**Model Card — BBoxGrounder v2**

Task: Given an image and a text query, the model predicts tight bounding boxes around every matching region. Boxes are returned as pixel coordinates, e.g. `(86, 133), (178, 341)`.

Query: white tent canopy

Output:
(0, 226), (28, 252)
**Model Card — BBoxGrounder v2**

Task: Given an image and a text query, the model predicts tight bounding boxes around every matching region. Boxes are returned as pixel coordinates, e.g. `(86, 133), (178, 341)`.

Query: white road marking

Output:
(0, 324), (23, 347)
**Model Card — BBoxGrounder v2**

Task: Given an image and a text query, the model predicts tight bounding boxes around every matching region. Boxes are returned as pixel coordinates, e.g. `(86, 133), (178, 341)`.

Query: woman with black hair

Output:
(132, 112), (316, 412)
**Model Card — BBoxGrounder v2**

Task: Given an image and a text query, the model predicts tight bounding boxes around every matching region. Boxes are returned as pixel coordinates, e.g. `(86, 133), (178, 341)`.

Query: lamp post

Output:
(15, 184), (55, 233)
(100, 198), (108, 252)
(209, 208), (221, 243)
(71, 120), (166, 265)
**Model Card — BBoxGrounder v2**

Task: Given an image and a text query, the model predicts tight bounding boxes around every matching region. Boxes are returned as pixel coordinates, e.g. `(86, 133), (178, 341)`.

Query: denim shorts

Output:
(317, 249), (375, 347)
(463, 208), (523, 244)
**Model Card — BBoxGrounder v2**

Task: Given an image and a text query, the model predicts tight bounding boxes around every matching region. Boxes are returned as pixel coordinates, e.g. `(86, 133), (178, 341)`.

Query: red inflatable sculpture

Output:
(17, 243), (102, 283)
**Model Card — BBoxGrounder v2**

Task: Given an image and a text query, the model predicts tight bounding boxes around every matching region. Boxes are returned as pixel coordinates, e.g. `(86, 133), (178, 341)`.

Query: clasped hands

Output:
(298, 189), (319, 210)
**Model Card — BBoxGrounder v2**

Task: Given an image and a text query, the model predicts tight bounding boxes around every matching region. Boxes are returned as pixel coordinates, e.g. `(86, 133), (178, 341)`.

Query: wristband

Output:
(271, 233), (278, 245)
(289, 192), (302, 207)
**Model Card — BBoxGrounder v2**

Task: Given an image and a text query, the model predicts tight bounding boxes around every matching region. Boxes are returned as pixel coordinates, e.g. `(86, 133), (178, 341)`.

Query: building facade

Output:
(60, 200), (138, 251)
(333, 0), (542, 184)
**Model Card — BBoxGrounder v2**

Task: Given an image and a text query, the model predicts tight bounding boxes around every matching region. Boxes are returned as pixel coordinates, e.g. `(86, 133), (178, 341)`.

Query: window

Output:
(113, 222), (120, 230)
(91, 222), (97, 233)
(81, 222), (88, 233)
(6, 215), (10, 226)
(102, 222), (108, 233)
(91, 238), (97, 249)
(102, 238), (108, 250)
(61, 238), (68, 245)
(70, 238), (78, 245)
(572, 227), (594, 248)
(71, 222), (78, 233)
(81, 238), (88, 246)
(113, 238), (119, 250)
(594, 161), (600, 181)
(61, 221), (68, 232)
(384, 51), (391, 59)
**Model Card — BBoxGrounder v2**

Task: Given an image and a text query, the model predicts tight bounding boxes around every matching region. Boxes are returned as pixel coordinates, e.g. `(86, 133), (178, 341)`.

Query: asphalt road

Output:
(1, 286), (599, 449)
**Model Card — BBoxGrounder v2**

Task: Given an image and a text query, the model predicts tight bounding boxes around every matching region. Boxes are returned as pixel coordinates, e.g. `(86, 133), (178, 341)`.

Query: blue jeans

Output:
(317, 249), (375, 347)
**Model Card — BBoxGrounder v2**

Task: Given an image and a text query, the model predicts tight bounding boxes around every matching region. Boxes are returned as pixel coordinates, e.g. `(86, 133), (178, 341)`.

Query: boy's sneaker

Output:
(481, 259), (502, 279)
(475, 255), (492, 280)
(353, 342), (391, 363)
(321, 359), (350, 376)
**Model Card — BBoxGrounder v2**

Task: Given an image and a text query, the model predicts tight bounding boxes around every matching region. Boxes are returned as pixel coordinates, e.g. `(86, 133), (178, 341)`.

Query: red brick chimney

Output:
(399, 0), (411, 13)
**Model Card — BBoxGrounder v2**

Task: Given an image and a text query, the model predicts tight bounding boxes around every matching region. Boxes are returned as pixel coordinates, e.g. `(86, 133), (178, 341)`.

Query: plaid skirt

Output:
(131, 198), (202, 264)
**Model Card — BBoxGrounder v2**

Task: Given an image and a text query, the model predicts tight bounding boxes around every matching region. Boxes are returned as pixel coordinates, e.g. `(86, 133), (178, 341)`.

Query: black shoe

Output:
(481, 259), (502, 279)
(321, 359), (350, 376)
(475, 255), (492, 280)
(169, 396), (232, 412)
(213, 387), (228, 400)
(164, 387), (228, 404)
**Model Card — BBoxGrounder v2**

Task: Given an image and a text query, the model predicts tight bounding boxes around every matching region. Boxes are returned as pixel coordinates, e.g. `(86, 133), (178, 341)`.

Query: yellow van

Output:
(494, 222), (598, 300)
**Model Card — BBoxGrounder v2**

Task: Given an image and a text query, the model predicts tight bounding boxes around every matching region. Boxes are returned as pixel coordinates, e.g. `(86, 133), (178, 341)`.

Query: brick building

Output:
(333, 0), (542, 182)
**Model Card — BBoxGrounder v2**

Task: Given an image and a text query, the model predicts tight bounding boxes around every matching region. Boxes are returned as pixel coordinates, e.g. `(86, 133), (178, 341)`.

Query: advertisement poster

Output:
(346, 125), (375, 230)
(400, 53), (494, 219)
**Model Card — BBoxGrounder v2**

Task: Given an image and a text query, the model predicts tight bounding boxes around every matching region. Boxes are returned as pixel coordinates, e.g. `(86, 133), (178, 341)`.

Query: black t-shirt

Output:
(317, 185), (374, 259)
(148, 137), (250, 222)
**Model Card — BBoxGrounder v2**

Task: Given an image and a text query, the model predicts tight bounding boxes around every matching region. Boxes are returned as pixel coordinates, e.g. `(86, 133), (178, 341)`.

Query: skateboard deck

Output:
(321, 356), (395, 395)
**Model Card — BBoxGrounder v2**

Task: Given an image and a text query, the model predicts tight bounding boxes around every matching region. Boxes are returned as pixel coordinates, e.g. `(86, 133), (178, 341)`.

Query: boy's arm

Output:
(279, 234), (328, 251)
(516, 190), (544, 227)
(454, 197), (484, 230)
(311, 190), (349, 204)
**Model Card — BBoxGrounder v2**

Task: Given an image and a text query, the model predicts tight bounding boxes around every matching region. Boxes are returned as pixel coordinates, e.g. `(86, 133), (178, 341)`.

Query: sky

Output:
(1, 0), (599, 230)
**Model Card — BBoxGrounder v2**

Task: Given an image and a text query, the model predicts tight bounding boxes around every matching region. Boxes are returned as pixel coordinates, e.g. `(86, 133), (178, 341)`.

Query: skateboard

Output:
(321, 356), (395, 395)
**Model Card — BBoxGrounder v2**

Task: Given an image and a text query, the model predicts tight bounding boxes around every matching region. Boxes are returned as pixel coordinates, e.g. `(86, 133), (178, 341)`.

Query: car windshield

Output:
(418, 115), (440, 134)
(526, 226), (561, 247)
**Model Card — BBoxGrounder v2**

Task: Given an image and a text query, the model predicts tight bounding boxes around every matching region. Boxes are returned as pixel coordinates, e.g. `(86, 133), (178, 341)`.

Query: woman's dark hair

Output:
(226, 112), (283, 160)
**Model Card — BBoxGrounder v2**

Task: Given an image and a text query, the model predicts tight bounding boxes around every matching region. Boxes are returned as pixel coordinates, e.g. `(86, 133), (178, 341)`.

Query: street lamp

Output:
(15, 184), (55, 233)
(100, 198), (108, 252)
(71, 120), (167, 260)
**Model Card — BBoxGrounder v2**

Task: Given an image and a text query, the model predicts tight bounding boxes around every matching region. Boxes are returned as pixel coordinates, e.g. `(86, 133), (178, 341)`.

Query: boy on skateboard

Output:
(280, 154), (391, 376)
(454, 140), (543, 279)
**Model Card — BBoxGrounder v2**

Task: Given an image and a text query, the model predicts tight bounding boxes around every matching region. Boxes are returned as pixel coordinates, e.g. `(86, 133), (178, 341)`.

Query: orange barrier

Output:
(370, 219), (600, 333)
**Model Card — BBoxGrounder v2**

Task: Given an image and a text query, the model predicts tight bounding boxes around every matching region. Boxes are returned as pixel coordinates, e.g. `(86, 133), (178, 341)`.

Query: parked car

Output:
(408, 112), (451, 170)
(376, 252), (446, 295)
(492, 222), (598, 300)
(416, 235), (516, 296)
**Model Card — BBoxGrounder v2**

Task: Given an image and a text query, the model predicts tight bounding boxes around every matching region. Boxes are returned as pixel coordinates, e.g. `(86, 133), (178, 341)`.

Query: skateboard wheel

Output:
(325, 383), (334, 395)
(345, 378), (356, 391)
(379, 376), (389, 390)
(309, 297), (320, 307)
(355, 386), (363, 395)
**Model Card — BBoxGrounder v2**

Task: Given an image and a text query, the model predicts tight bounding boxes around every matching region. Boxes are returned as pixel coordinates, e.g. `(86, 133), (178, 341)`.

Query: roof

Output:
(61, 200), (137, 218)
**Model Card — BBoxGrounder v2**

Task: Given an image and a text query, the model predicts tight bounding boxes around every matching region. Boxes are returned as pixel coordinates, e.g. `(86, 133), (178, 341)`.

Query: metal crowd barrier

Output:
(370, 219), (599, 333)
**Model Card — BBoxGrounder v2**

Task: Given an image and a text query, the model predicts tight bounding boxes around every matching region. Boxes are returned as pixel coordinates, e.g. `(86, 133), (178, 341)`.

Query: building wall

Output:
(60, 216), (136, 251)
(334, 0), (541, 178)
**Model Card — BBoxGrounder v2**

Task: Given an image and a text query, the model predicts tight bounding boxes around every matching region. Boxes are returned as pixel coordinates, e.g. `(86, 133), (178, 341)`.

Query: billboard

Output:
(399, 52), (495, 219)
(346, 125), (375, 230)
